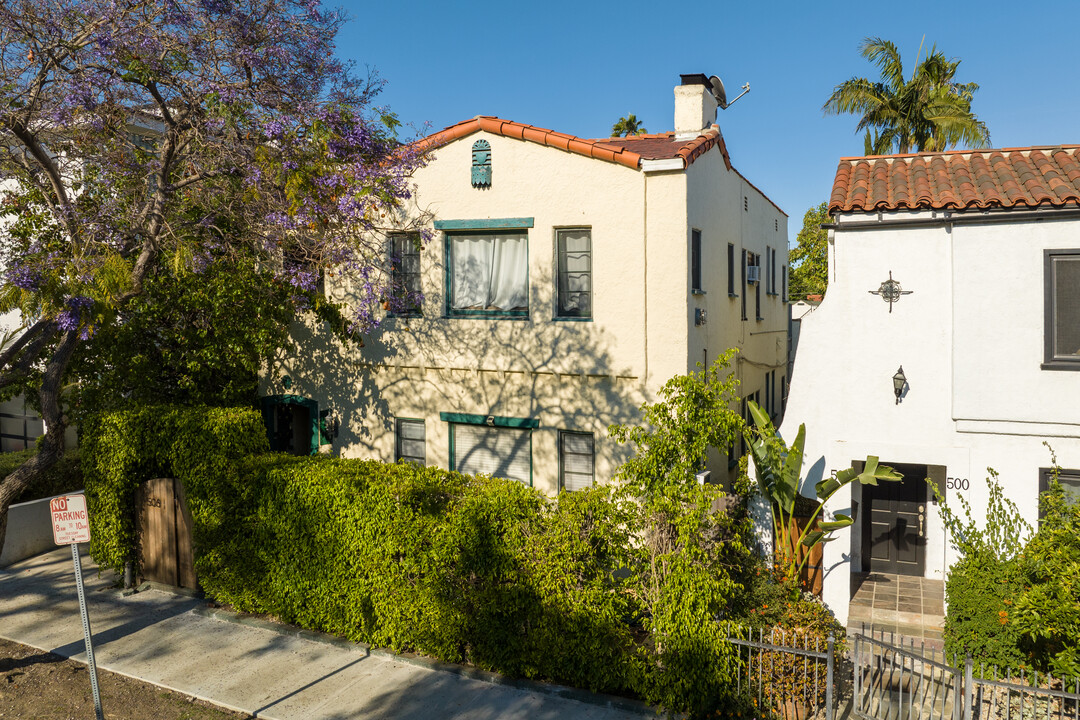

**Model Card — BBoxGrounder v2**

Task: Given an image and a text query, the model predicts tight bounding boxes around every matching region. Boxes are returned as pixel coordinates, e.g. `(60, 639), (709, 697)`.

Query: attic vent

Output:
(744, 196), (748, 212)
(472, 140), (491, 188)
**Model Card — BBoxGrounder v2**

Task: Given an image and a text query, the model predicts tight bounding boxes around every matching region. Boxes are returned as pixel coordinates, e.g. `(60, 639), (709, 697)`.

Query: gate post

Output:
(963, 654), (973, 720)
(826, 634), (835, 720)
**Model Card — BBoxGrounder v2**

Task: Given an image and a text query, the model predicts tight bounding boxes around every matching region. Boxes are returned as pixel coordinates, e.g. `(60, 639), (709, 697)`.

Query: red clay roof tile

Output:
(416, 117), (786, 216)
(419, 117), (738, 172)
(830, 146), (1080, 212)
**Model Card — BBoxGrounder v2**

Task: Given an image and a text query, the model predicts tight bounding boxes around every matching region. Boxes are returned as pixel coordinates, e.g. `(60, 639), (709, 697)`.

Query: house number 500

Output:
(946, 476), (969, 490)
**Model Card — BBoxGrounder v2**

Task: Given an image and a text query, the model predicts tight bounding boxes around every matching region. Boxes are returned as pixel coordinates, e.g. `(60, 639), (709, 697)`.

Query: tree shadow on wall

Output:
(271, 264), (647, 468)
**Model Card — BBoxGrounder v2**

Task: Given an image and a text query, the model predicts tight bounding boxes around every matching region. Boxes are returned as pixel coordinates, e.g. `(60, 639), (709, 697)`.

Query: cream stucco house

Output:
(265, 75), (789, 494)
(780, 145), (1080, 628)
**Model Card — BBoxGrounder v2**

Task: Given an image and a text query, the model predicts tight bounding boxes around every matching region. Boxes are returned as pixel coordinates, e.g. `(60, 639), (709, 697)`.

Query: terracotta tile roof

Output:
(595, 128), (732, 170)
(830, 146), (1080, 213)
(418, 116), (731, 171)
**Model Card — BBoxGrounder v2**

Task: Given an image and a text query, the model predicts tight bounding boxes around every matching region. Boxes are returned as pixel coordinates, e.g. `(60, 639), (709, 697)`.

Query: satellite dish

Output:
(709, 75), (727, 109)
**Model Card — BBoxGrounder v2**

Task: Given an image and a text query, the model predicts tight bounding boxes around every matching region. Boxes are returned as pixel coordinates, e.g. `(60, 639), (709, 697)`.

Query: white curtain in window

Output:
(451, 233), (528, 311)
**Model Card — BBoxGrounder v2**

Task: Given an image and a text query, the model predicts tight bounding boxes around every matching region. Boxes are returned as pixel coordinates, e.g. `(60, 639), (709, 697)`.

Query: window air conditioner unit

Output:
(746, 265), (760, 284)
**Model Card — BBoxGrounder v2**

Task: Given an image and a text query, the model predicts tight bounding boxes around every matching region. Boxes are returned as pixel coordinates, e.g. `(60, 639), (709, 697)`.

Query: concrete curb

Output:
(190, 605), (656, 717)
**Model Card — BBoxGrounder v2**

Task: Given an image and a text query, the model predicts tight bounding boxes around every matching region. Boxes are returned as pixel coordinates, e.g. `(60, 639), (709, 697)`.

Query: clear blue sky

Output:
(334, 0), (1080, 247)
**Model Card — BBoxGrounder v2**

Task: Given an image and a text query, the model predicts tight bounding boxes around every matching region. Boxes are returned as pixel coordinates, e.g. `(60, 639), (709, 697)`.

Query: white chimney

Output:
(674, 74), (717, 140)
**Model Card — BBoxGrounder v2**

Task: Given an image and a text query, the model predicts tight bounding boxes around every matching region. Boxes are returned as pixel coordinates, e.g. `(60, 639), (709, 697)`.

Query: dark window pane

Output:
(557, 229), (591, 317)
(1053, 256), (1080, 359)
(691, 230), (702, 292)
(395, 419), (425, 464)
(390, 233), (422, 315)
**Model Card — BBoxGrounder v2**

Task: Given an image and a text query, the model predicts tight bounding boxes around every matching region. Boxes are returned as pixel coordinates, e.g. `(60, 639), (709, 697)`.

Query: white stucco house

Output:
(782, 145), (1080, 625)
(265, 74), (790, 494)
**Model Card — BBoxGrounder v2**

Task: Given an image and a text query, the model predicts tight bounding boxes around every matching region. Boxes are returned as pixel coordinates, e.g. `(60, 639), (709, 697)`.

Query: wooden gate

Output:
(136, 477), (196, 589)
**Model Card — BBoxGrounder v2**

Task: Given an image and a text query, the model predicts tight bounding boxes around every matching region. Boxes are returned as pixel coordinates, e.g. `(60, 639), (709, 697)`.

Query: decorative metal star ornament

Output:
(869, 271), (912, 313)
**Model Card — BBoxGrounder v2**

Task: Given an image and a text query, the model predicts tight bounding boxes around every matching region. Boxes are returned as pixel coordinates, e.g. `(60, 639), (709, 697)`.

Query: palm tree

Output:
(824, 37), (990, 155)
(611, 114), (647, 137)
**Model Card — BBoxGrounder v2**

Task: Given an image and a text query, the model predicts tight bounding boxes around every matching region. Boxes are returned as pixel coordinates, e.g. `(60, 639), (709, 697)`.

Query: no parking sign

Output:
(50, 495), (91, 544)
(50, 494), (104, 720)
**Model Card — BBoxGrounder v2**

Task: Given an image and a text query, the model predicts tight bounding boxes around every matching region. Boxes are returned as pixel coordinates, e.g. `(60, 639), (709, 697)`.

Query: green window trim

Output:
(447, 420), (534, 487)
(559, 430), (595, 492)
(444, 228), (531, 319)
(395, 417), (426, 465)
(260, 394), (329, 455)
(434, 218), (534, 230)
(439, 412), (540, 429)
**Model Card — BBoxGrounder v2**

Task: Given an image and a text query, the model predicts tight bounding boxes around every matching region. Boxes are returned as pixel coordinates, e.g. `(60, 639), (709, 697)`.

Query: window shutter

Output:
(560, 432), (594, 491)
(453, 425), (531, 484)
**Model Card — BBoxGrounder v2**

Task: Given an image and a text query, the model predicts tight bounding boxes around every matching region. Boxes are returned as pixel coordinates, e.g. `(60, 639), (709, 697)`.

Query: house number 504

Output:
(946, 477), (969, 490)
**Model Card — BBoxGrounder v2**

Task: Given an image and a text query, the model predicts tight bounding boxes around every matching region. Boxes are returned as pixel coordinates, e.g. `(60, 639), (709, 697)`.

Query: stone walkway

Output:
(848, 572), (945, 649)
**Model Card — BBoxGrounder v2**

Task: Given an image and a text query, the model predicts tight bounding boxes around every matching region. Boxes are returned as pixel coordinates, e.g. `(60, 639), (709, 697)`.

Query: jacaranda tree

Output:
(0, 0), (428, 549)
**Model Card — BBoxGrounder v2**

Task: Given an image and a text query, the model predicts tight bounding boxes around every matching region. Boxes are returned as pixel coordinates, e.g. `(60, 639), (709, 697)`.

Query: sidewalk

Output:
(0, 547), (653, 720)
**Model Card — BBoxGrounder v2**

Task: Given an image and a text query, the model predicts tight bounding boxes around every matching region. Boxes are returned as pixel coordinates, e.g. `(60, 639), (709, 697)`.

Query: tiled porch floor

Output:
(848, 572), (945, 650)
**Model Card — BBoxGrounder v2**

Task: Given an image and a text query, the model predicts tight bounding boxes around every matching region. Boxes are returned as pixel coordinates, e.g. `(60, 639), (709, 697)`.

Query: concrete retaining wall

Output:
(0, 492), (80, 567)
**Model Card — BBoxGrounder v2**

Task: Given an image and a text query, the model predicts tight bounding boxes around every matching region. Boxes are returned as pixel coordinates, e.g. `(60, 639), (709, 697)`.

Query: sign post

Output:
(50, 494), (104, 720)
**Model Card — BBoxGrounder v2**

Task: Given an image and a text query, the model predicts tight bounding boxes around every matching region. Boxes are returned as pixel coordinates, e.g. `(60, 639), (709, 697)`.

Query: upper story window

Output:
(447, 231), (529, 317)
(691, 229), (703, 293)
(389, 233), (421, 316)
(556, 228), (592, 319)
(1044, 249), (1080, 369)
(727, 243), (736, 297)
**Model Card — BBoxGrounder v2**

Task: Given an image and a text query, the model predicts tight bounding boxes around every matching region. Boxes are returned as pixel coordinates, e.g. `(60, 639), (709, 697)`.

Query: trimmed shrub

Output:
(81, 405), (268, 574)
(82, 406), (771, 715)
(944, 553), (1027, 668)
(938, 466), (1080, 676)
(193, 455), (640, 694)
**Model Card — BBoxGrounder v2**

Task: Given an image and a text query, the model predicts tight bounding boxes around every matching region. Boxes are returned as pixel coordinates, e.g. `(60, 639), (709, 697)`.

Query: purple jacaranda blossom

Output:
(6, 266), (43, 291)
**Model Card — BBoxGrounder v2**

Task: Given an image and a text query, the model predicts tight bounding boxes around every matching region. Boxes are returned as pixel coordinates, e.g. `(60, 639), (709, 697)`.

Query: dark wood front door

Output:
(860, 462), (928, 576)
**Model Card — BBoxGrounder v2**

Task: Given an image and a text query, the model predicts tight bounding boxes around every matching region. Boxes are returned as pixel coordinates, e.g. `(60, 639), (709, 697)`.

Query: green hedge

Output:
(81, 405), (268, 573)
(1, 447), (83, 505)
(82, 406), (768, 717)
(194, 454), (641, 693)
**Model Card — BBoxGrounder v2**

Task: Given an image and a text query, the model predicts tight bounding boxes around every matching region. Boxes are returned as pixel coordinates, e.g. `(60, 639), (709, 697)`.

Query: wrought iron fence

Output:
(729, 625), (836, 720)
(853, 629), (960, 719)
(852, 626), (1080, 720)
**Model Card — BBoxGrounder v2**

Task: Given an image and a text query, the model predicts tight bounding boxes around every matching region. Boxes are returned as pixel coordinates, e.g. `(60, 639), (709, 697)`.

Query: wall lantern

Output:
(892, 366), (907, 405)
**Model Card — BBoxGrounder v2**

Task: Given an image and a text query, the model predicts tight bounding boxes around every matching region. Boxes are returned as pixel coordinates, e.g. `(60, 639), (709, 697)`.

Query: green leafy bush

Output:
(1, 447), (83, 505)
(81, 405), (268, 574)
(82, 404), (778, 716)
(1013, 478), (1080, 677)
(936, 464), (1080, 676)
(936, 472), (1031, 668)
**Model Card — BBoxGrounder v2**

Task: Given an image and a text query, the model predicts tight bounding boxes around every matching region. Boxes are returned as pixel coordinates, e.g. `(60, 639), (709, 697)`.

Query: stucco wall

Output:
(274, 129), (789, 494)
(780, 209), (1080, 625)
